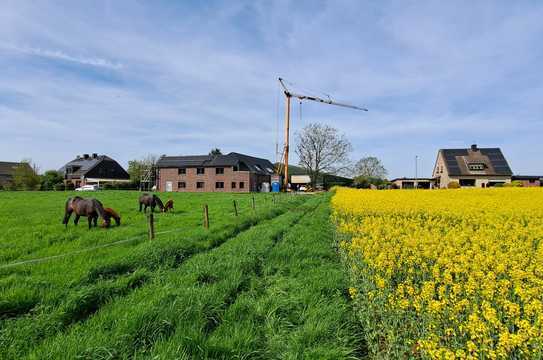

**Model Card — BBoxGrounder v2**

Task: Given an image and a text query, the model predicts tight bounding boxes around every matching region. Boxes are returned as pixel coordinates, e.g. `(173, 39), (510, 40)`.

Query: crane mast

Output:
(277, 77), (367, 190)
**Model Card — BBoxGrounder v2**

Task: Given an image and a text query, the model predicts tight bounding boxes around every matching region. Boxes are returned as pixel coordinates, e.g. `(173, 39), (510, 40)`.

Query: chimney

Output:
(471, 144), (478, 151)
(83, 154), (90, 159)
(92, 153), (98, 159)
(76, 155), (81, 159)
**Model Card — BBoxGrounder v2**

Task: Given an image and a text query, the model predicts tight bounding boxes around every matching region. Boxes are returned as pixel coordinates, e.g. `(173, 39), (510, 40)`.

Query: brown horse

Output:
(102, 208), (121, 228)
(138, 193), (165, 213)
(164, 199), (174, 212)
(63, 196), (106, 229)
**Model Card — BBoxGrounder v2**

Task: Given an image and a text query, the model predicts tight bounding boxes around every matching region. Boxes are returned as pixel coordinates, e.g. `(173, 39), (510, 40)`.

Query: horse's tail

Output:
(93, 199), (106, 220)
(63, 198), (72, 225)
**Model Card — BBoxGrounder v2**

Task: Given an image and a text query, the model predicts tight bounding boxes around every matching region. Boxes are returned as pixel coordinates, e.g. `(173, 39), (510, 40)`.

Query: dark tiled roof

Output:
(512, 175), (542, 180)
(440, 147), (512, 176)
(59, 155), (115, 176)
(157, 152), (275, 175)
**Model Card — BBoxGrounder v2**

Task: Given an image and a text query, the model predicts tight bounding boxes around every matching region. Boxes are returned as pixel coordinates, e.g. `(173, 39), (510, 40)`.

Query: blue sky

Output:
(1, 1), (542, 178)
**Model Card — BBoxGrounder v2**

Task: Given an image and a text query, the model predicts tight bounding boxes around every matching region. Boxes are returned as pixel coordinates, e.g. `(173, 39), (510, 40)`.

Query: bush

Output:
(505, 180), (523, 187)
(66, 183), (75, 191)
(54, 183), (66, 191)
(447, 181), (460, 189)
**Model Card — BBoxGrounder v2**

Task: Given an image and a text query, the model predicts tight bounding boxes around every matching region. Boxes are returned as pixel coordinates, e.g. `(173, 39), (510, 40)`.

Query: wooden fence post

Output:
(148, 213), (155, 240)
(252, 196), (255, 210)
(233, 200), (238, 216)
(203, 204), (209, 229)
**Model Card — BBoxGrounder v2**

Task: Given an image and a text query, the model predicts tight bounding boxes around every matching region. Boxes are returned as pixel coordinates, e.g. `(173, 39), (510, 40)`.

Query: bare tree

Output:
(354, 156), (388, 179)
(295, 123), (352, 188)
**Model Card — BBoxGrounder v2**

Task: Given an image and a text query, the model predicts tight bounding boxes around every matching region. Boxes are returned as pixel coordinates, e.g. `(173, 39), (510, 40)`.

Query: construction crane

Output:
(276, 77), (368, 190)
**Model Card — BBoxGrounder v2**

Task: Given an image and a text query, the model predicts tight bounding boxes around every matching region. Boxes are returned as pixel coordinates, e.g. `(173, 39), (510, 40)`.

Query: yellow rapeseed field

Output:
(332, 187), (543, 359)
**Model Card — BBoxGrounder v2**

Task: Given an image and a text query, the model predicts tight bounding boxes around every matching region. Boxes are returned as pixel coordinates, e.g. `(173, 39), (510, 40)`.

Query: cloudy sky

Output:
(1, 1), (542, 178)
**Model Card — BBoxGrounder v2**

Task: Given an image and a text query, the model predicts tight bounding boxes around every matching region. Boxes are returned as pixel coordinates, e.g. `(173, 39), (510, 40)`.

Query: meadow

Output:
(0, 190), (361, 359)
(332, 187), (543, 359)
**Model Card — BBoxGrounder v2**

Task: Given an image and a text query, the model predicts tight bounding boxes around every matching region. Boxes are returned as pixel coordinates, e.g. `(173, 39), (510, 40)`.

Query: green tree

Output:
(13, 160), (40, 190)
(41, 170), (63, 190)
(209, 148), (222, 156)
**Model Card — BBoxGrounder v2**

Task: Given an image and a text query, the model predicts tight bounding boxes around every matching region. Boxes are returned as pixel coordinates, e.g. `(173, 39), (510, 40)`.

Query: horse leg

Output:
(93, 216), (98, 227)
(139, 203), (142, 212)
(88, 217), (92, 229)
(74, 215), (80, 226)
(63, 209), (72, 228)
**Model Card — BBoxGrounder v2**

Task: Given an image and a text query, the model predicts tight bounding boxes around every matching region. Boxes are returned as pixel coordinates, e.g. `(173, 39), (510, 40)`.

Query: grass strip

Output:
(23, 197), (320, 359)
(0, 197), (306, 358)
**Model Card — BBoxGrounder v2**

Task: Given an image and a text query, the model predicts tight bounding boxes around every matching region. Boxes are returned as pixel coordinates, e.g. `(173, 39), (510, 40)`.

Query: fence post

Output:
(148, 213), (155, 240)
(203, 204), (209, 229)
(252, 196), (255, 210)
(272, 195), (276, 205)
(233, 200), (238, 216)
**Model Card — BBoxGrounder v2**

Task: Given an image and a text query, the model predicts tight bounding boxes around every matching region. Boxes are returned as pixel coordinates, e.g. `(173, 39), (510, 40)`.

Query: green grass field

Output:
(0, 191), (362, 359)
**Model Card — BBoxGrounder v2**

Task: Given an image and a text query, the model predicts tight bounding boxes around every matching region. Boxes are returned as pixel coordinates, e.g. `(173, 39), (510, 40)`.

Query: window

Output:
(231, 182), (236, 189)
(215, 182), (224, 189)
(196, 182), (204, 189)
(178, 168), (186, 175)
(468, 163), (485, 171)
(178, 181), (186, 189)
(216, 167), (224, 175)
(459, 179), (476, 187)
(197, 167), (205, 175)
(239, 181), (245, 189)
(233, 165), (238, 171)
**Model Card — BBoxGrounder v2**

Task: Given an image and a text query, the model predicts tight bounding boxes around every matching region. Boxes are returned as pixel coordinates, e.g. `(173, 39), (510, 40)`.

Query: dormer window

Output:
(468, 163), (485, 171)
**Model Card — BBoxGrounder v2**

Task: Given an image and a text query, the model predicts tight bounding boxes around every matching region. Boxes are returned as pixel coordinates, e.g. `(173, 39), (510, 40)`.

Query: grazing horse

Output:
(102, 208), (121, 228)
(164, 199), (174, 212)
(63, 196), (106, 229)
(138, 193), (165, 213)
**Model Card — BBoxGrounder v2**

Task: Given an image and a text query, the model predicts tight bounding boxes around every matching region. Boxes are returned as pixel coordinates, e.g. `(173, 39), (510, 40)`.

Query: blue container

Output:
(271, 181), (281, 193)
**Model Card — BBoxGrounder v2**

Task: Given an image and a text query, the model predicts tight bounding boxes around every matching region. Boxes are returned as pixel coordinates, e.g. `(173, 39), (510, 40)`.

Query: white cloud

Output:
(1, 43), (123, 69)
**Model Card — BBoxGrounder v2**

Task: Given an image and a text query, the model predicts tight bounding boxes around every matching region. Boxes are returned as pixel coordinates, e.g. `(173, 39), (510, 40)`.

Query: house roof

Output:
(390, 177), (435, 182)
(59, 155), (116, 177)
(157, 152), (275, 175)
(512, 175), (543, 181)
(0, 161), (31, 176)
(439, 145), (512, 176)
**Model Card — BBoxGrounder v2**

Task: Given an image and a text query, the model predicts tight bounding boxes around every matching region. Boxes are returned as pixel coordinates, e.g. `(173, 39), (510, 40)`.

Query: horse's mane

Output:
(104, 208), (120, 220)
(153, 194), (165, 209)
(92, 199), (106, 219)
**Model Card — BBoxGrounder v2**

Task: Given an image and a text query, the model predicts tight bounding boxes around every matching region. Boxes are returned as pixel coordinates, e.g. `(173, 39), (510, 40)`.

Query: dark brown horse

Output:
(138, 193), (165, 213)
(102, 208), (121, 228)
(63, 196), (106, 229)
(164, 199), (174, 212)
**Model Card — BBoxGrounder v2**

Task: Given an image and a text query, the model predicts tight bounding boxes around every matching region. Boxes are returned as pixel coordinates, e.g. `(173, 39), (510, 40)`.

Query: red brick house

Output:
(156, 152), (274, 192)
(60, 153), (130, 187)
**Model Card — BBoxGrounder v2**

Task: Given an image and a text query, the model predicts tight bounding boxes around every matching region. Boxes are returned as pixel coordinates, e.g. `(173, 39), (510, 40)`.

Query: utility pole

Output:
(415, 155), (419, 189)
(277, 78), (367, 191)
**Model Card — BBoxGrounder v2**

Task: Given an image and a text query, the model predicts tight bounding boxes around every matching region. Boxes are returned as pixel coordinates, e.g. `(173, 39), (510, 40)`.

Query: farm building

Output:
(59, 153), (130, 188)
(0, 161), (33, 188)
(390, 177), (435, 189)
(156, 152), (275, 192)
(511, 175), (543, 187)
(432, 144), (512, 188)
